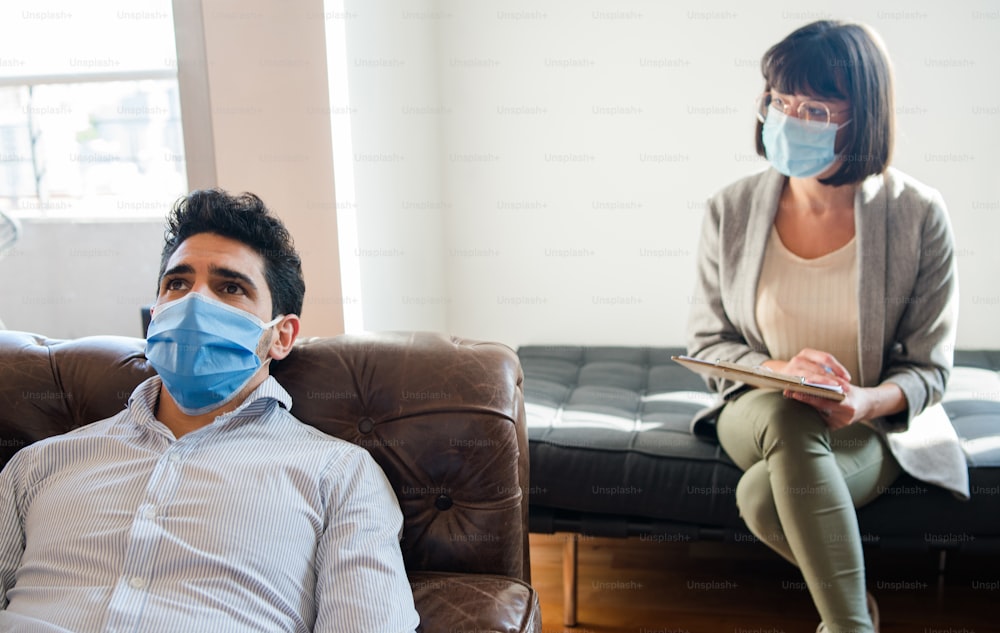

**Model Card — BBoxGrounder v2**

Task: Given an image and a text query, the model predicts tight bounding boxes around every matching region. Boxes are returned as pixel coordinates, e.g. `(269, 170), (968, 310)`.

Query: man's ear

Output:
(268, 315), (300, 361)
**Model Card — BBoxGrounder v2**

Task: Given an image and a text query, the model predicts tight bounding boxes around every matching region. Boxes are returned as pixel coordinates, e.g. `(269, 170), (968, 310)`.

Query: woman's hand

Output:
(763, 348), (867, 429)
(762, 348), (851, 383)
(784, 379), (871, 430)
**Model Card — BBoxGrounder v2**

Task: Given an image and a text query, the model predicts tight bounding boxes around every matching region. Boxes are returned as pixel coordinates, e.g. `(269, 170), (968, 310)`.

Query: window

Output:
(0, 1), (185, 218)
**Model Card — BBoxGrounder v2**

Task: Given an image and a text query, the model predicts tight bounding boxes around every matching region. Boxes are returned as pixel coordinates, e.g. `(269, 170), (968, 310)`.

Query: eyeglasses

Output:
(755, 92), (849, 128)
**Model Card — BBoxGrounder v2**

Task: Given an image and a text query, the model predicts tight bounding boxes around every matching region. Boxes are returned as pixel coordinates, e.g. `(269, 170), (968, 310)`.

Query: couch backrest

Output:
(0, 330), (530, 582)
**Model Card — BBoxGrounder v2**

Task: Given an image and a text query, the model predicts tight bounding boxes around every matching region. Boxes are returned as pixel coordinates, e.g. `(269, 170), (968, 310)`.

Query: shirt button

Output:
(128, 576), (147, 589)
(168, 453), (181, 463)
(142, 506), (156, 520)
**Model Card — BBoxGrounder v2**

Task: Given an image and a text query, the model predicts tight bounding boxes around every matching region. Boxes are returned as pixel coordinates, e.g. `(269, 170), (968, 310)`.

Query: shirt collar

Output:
(127, 375), (294, 429)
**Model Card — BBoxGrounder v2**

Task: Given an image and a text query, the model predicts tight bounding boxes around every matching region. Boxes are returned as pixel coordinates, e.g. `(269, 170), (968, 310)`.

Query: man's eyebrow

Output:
(209, 264), (258, 290)
(161, 263), (194, 279)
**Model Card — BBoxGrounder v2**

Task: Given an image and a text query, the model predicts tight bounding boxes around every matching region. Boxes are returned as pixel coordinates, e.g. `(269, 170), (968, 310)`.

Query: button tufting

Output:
(434, 494), (453, 511)
(358, 417), (375, 434)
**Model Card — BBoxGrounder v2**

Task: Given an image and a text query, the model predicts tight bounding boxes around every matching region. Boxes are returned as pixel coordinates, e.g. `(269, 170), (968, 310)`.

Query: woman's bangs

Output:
(764, 41), (849, 101)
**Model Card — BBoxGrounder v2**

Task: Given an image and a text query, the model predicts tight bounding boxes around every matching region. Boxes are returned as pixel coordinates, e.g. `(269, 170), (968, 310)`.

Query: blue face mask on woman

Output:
(761, 108), (848, 179)
(145, 293), (282, 416)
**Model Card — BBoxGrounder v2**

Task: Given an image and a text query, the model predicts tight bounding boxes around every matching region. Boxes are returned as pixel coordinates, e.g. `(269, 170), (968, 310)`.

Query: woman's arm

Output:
(686, 197), (770, 378)
(879, 190), (959, 429)
(785, 368), (907, 430)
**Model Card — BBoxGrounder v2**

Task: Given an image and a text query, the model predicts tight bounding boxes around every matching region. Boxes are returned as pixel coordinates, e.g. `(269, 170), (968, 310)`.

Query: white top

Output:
(0, 376), (419, 633)
(755, 225), (860, 382)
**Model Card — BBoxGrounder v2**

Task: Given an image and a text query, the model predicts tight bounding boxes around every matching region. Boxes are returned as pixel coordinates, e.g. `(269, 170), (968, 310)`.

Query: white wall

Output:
(339, 0), (1000, 349)
(4, 0), (999, 350)
(0, 219), (163, 338)
(336, 0), (449, 332)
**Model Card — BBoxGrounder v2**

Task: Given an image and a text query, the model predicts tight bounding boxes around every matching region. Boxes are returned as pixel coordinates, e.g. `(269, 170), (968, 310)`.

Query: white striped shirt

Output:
(0, 377), (419, 633)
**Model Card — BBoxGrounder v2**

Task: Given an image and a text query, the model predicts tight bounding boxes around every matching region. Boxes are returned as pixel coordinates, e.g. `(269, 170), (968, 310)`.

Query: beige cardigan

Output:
(686, 167), (968, 498)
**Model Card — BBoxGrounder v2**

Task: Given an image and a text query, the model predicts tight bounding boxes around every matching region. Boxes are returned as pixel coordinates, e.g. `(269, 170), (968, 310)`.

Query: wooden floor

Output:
(528, 533), (999, 633)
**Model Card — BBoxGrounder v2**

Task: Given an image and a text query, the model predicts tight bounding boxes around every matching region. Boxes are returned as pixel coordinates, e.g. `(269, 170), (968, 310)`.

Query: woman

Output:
(686, 20), (967, 633)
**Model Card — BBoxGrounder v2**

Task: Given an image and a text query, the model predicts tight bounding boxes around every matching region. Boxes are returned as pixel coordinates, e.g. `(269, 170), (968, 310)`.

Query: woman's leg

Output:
(717, 389), (900, 633)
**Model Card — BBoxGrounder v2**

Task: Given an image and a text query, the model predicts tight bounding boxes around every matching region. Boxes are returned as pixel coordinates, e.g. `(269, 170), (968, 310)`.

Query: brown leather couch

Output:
(0, 330), (541, 632)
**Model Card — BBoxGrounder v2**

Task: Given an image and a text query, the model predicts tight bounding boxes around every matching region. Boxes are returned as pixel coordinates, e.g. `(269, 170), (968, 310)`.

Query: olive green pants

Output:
(717, 389), (900, 633)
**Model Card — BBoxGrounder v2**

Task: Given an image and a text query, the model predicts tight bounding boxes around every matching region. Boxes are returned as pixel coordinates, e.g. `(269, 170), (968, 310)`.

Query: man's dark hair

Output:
(755, 20), (895, 187)
(158, 189), (305, 317)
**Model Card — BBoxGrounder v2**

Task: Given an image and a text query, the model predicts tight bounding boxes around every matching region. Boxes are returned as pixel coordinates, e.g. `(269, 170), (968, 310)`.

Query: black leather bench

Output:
(519, 345), (1000, 625)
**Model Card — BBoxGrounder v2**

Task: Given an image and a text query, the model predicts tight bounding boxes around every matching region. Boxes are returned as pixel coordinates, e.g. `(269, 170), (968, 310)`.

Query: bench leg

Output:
(563, 533), (578, 626)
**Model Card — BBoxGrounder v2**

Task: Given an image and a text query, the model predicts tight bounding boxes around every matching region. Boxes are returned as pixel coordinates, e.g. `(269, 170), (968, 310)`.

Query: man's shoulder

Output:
(268, 410), (391, 496)
(269, 408), (372, 460)
(21, 412), (128, 452)
(1, 412), (129, 483)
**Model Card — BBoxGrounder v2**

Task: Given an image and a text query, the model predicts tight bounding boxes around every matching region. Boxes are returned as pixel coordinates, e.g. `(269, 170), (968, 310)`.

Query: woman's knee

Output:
(735, 463), (783, 540)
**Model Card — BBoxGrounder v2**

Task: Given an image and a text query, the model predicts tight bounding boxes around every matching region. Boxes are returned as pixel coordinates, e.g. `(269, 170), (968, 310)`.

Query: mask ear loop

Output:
(258, 314), (286, 366)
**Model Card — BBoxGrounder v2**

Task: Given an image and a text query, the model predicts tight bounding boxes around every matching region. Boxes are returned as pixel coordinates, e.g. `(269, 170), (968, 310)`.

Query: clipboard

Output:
(672, 355), (845, 401)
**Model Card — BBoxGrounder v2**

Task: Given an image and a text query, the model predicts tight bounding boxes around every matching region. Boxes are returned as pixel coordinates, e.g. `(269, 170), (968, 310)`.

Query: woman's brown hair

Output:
(755, 20), (895, 186)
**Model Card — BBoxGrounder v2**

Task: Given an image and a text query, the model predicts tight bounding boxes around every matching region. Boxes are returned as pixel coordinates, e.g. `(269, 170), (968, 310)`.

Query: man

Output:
(0, 190), (419, 632)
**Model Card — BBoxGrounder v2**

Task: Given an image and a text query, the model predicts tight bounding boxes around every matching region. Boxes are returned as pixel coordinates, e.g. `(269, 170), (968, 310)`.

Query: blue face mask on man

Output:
(761, 107), (848, 179)
(145, 293), (282, 416)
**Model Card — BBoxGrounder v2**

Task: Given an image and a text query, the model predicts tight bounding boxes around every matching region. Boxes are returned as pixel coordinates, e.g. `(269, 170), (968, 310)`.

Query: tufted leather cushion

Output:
(521, 345), (1000, 548)
(0, 330), (539, 631)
